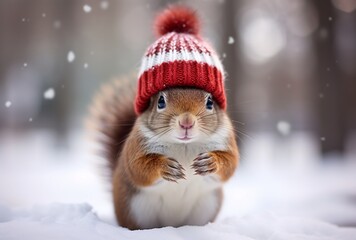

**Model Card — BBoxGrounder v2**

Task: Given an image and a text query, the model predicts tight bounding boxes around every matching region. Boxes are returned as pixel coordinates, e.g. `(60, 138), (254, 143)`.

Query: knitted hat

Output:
(135, 5), (226, 114)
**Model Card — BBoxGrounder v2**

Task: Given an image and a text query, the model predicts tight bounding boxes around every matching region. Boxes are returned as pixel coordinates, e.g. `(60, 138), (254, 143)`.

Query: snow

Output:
(67, 51), (75, 63)
(276, 121), (291, 135)
(23, 62), (28, 67)
(53, 20), (61, 29)
(0, 131), (356, 239)
(228, 36), (234, 44)
(83, 4), (92, 13)
(241, 17), (286, 63)
(0, 203), (355, 240)
(84, 63), (89, 69)
(320, 28), (329, 39)
(43, 88), (55, 99)
(28, 118), (33, 122)
(100, 1), (109, 10)
(4, 101), (12, 108)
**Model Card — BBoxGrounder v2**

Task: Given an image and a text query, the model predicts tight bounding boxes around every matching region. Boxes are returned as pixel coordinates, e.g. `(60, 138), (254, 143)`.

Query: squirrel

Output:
(88, 5), (239, 230)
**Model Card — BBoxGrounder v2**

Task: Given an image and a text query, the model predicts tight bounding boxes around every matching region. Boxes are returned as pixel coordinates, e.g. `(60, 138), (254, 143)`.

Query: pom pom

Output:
(154, 5), (200, 37)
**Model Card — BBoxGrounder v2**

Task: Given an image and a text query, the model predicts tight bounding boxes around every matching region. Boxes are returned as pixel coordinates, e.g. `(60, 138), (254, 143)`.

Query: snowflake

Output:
(277, 121), (291, 136)
(5, 101), (12, 108)
(100, 1), (109, 10)
(83, 4), (92, 13)
(228, 36), (234, 44)
(67, 51), (75, 63)
(44, 88), (56, 100)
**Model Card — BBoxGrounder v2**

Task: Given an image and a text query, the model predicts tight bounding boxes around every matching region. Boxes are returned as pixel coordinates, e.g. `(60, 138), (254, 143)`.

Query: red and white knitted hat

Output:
(135, 5), (225, 114)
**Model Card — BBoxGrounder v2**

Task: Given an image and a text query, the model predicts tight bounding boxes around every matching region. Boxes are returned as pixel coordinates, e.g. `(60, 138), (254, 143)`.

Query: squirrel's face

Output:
(143, 88), (223, 143)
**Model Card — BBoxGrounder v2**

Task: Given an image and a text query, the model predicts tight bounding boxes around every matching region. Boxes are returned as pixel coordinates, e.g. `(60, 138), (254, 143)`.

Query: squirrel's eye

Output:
(157, 95), (166, 110)
(206, 96), (213, 110)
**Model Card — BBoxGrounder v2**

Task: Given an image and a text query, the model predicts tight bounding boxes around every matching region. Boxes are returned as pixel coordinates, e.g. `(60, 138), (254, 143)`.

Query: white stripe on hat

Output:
(139, 49), (224, 75)
(139, 33), (224, 77)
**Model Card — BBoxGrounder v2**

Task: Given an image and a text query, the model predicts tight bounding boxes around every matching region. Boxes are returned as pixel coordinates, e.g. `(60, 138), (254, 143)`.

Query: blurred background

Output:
(0, 0), (356, 227)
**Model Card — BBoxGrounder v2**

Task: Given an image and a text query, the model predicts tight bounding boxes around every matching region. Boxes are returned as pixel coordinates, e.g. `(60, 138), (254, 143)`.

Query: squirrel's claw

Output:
(161, 157), (186, 182)
(191, 152), (218, 176)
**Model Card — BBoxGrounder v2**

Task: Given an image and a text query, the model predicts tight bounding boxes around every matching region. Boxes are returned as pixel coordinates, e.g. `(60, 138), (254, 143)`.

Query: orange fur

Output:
(209, 136), (239, 181)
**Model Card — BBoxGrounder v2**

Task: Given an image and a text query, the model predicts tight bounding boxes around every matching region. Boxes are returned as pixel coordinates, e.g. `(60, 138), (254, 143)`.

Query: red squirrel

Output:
(89, 5), (239, 230)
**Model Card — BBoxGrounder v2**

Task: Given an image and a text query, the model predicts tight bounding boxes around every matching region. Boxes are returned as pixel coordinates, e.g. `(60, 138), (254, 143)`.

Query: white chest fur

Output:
(130, 134), (228, 228)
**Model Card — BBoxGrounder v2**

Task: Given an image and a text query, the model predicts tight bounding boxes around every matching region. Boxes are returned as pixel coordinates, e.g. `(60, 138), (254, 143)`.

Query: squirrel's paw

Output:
(161, 157), (186, 182)
(191, 152), (218, 176)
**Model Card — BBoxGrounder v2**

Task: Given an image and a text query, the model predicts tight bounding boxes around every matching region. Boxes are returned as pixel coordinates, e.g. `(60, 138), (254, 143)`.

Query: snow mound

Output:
(1, 203), (355, 240)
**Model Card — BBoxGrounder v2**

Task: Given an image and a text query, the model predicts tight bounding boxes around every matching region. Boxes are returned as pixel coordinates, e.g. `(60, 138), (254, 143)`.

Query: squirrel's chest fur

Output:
(130, 141), (224, 228)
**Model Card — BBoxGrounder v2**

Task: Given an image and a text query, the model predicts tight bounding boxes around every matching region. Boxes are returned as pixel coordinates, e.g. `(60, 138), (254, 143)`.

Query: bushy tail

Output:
(87, 76), (137, 177)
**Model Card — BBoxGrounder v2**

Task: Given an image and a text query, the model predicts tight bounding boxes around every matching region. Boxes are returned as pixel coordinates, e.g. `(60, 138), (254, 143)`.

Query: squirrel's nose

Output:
(179, 120), (195, 130)
(178, 113), (196, 130)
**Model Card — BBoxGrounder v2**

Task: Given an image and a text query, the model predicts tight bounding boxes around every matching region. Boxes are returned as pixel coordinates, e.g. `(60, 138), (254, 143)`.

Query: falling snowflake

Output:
(29, 118), (33, 122)
(320, 137), (326, 141)
(67, 51), (75, 63)
(84, 63), (89, 69)
(277, 121), (291, 136)
(23, 62), (28, 67)
(53, 20), (61, 29)
(320, 28), (328, 39)
(328, 17), (332, 21)
(83, 4), (92, 13)
(43, 88), (56, 100)
(228, 36), (235, 44)
(100, 1), (109, 10)
(42, 13), (46, 18)
(5, 101), (12, 108)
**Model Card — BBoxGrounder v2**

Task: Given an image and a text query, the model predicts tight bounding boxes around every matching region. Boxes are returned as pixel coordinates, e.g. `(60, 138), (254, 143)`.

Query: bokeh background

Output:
(1, 0), (356, 227)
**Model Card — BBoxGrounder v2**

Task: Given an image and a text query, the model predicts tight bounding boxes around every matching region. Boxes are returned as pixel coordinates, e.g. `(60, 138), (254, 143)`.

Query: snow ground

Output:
(0, 130), (356, 239)
(1, 203), (356, 240)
